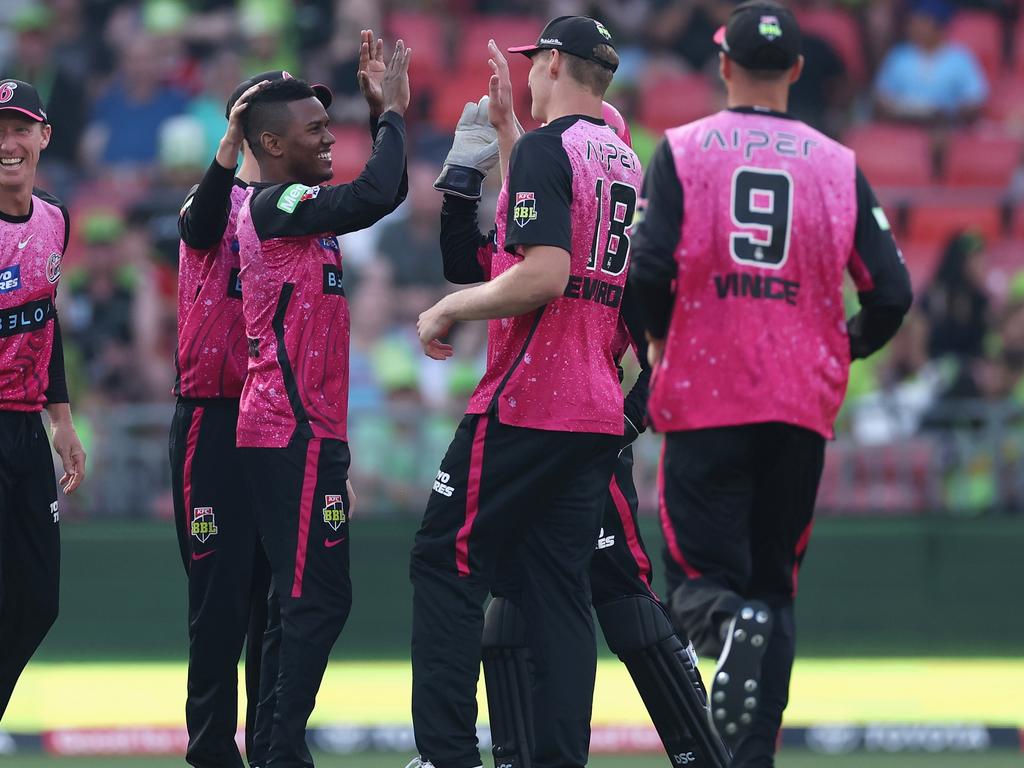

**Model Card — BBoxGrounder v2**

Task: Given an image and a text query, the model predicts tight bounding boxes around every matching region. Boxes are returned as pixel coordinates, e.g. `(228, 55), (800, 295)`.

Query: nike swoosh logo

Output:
(324, 537), (346, 548)
(17, 234), (33, 249)
(191, 550), (216, 561)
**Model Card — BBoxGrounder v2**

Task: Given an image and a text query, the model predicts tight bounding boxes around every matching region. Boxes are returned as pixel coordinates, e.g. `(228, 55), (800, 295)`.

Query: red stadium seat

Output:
(387, 12), (446, 91)
(905, 203), (1003, 246)
(943, 130), (1022, 188)
(948, 10), (1004, 83)
(982, 76), (1024, 129)
(795, 7), (866, 83)
(457, 16), (545, 70)
(897, 241), (943, 288)
(329, 125), (373, 185)
(431, 75), (497, 130)
(845, 123), (933, 188)
(637, 72), (719, 134)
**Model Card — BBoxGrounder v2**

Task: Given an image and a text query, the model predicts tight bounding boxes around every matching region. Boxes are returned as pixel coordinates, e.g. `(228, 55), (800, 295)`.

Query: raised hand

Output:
(217, 79), (268, 168)
(487, 39), (519, 136)
(381, 39), (413, 117)
(357, 28), (387, 118)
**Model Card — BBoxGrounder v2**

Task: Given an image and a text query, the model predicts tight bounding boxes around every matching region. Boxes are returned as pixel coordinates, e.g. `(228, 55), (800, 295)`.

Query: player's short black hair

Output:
(242, 77), (319, 156)
(560, 44), (618, 96)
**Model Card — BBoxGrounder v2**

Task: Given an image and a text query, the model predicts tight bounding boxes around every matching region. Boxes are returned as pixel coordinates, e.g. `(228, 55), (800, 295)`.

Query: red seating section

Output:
(846, 124), (933, 187)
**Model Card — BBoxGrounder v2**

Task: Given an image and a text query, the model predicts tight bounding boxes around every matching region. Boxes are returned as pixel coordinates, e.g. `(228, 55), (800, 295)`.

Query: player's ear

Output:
(39, 123), (51, 150)
(719, 52), (730, 83)
(261, 131), (284, 158)
(548, 50), (561, 80)
(789, 56), (805, 85)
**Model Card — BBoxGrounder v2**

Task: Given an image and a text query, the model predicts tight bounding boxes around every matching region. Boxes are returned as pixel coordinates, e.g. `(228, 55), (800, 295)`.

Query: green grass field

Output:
(5, 657), (1023, 729)
(3, 658), (1022, 767)
(2, 754), (1023, 767)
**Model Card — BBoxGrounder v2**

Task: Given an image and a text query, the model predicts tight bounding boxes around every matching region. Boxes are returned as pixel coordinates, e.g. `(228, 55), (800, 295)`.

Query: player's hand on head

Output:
(434, 96), (499, 199)
(51, 423), (86, 494)
(217, 79), (269, 168)
(417, 301), (455, 361)
(381, 39), (412, 117)
(357, 29), (387, 118)
(487, 39), (521, 137)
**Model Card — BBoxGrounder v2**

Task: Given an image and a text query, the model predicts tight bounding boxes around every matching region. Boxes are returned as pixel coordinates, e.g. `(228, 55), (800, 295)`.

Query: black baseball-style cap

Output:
(225, 70), (333, 118)
(509, 16), (618, 72)
(713, 1), (802, 71)
(0, 79), (47, 122)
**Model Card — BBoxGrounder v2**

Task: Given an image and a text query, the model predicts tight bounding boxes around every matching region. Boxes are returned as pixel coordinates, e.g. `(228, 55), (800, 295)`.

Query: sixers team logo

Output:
(0, 82), (17, 104)
(191, 507), (218, 542)
(46, 252), (62, 284)
(322, 494), (346, 530)
(513, 192), (537, 228)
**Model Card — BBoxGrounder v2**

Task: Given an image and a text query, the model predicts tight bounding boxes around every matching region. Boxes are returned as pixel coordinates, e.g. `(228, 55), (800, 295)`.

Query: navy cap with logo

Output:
(225, 70), (333, 118)
(714, 1), (802, 71)
(0, 79), (48, 122)
(508, 16), (618, 72)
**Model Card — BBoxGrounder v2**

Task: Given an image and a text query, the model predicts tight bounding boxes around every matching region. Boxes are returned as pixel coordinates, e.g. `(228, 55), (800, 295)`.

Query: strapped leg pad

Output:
(482, 598), (534, 768)
(597, 595), (730, 768)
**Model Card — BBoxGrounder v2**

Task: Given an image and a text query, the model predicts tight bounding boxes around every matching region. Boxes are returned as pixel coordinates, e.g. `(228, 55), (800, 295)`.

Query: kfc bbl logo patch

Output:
(46, 252), (62, 284)
(0, 82), (17, 104)
(759, 15), (782, 40)
(323, 494), (346, 530)
(513, 192), (537, 228)
(191, 507), (219, 542)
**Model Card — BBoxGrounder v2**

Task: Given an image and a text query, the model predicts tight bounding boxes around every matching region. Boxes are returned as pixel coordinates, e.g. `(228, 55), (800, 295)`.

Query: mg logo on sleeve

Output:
(191, 507), (218, 542)
(323, 494), (346, 530)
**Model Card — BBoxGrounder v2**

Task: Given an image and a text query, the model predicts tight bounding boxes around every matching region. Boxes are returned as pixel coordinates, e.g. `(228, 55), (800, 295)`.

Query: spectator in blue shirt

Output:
(83, 35), (189, 168)
(875, 0), (988, 124)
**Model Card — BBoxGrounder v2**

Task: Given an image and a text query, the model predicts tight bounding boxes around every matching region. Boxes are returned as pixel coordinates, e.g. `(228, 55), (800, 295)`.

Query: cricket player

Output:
(234, 39), (409, 768)
(409, 17), (643, 768)
(170, 65), (332, 767)
(628, 3), (913, 765)
(432, 42), (728, 766)
(0, 78), (85, 719)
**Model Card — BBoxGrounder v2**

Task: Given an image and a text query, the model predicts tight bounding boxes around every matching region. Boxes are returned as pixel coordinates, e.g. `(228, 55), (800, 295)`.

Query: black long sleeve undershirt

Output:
(178, 159), (236, 250)
(439, 194), (491, 284)
(44, 314), (69, 404)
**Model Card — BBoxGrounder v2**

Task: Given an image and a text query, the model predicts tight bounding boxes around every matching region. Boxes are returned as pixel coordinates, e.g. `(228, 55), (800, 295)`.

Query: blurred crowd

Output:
(2, 0), (1024, 513)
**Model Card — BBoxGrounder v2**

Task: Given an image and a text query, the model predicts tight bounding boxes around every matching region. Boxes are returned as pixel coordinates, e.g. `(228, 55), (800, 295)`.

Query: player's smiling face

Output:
(280, 97), (335, 186)
(0, 114), (49, 189)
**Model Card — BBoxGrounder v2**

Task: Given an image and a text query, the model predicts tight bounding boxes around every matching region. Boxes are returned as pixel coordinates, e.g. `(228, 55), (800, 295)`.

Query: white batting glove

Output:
(434, 96), (499, 200)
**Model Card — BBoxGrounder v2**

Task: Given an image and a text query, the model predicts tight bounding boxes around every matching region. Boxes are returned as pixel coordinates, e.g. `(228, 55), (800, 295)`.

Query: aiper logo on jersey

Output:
(322, 494), (346, 530)
(46, 252), (62, 284)
(594, 20), (611, 40)
(0, 81), (17, 103)
(191, 507), (218, 542)
(0, 265), (20, 293)
(276, 184), (320, 214)
(513, 192), (537, 228)
(759, 15), (783, 40)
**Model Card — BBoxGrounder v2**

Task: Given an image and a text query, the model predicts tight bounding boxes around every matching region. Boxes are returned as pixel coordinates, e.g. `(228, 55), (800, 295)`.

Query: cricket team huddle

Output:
(0, 3), (913, 768)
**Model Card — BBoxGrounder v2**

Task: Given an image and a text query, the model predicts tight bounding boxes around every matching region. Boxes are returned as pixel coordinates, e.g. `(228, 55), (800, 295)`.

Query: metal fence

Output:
(57, 399), (1024, 519)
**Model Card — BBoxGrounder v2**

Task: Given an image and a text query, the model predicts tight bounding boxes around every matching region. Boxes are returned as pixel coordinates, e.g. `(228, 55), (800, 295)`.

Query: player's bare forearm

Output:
(445, 247), (567, 321)
(45, 401), (73, 427)
(417, 245), (568, 359)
